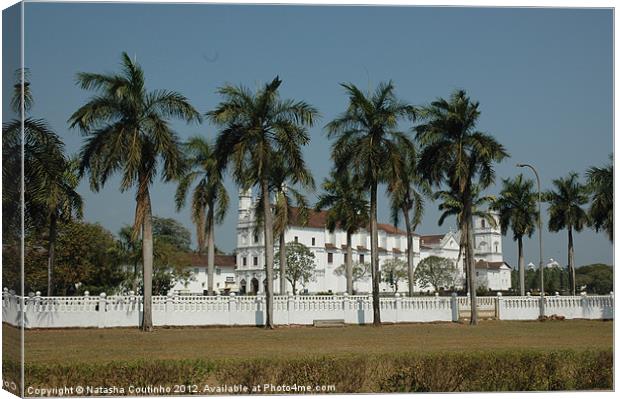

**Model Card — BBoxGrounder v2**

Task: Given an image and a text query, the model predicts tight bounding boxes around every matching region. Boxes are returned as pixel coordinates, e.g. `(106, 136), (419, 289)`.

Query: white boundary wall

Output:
(2, 290), (612, 329)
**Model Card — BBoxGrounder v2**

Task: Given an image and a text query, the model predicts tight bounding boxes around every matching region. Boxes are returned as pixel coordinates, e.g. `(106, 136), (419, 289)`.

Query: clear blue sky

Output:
(16, 3), (613, 267)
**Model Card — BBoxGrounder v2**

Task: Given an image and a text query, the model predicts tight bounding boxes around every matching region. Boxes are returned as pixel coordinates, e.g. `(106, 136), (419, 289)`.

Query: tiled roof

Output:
(475, 260), (508, 270)
(187, 253), (236, 267)
(357, 246), (369, 252)
(325, 243), (337, 250)
(419, 234), (445, 246)
(288, 207), (410, 235)
(392, 248), (402, 254)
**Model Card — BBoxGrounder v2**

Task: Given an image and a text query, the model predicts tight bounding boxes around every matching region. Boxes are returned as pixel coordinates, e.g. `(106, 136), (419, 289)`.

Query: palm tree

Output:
(586, 155), (613, 241)
(2, 69), (67, 237)
(175, 137), (229, 295)
(209, 77), (318, 328)
(253, 154), (314, 295)
(69, 52), (201, 331)
(315, 171), (369, 294)
(387, 143), (429, 297)
(434, 186), (497, 290)
(417, 90), (508, 325)
(45, 156), (83, 296)
(327, 81), (416, 326)
(545, 173), (589, 295)
(492, 174), (537, 295)
(1, 69), (81, 296)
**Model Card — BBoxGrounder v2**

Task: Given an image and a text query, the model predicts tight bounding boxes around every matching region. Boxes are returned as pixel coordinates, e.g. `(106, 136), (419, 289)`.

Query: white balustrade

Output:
(1, 289), (613, 329)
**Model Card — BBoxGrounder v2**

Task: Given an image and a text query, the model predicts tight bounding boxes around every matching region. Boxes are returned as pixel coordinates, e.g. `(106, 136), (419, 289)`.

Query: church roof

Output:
(287, 207), (410, 236)
(187, 253), (236, 268)
(475, 260), (510, 270)
(419, 234), (445, 246)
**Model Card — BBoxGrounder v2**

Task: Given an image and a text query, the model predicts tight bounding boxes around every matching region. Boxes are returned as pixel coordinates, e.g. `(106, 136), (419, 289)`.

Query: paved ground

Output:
(5, 319), (611, 364)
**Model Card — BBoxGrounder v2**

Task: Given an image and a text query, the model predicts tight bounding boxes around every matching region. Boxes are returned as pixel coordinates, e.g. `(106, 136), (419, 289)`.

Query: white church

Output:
(232, 188), (512, 295)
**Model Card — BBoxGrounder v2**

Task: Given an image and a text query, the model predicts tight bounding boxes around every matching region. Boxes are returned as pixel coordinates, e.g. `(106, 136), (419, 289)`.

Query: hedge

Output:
(2, 349), (612, 395)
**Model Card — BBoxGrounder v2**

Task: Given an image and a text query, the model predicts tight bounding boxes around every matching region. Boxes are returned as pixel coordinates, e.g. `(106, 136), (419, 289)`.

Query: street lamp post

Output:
(516, 163), (545, 318)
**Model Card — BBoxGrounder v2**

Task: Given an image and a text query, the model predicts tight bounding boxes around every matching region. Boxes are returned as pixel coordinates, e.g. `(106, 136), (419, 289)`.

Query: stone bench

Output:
(313, 319), (345, 327)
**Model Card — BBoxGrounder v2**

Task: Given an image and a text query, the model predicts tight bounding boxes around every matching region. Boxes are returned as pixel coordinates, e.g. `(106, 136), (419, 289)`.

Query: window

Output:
(327, 253), (333, 264)
(360, 254), (365, 263)
(194, 268), (199, 274)
(494, 242), (499, 253)
(253, 257), (258, 266)
(294, 236), (299, 243)
(343, 253), (347, 263)
(242, 257), (247, 266)
(312, 237), (315, 246)
(481, 219), (486, 228)
(216, 267), (221, 275)
(253, 234), (258, 243)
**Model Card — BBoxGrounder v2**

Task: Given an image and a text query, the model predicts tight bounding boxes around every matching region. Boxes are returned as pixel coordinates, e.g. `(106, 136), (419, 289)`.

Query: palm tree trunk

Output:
(261, 179), (275, 329)
(346, 231), (353, 295)
(518, 237), (525, 296)
(403, 208), (414, 297)
(132, 261), (139, 293)
(279, 232), (286, 295)
(370, 183), (381, 326)
(141, 193), (154, 332)
(464, 204), (478, 325)
(207, 206), (215, 296)
(46, 213), (58, 297)
(568, 227), (576, 295)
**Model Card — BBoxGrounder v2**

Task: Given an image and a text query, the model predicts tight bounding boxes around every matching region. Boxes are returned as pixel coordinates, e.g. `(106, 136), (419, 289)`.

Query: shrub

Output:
(8, 349), (611, 395)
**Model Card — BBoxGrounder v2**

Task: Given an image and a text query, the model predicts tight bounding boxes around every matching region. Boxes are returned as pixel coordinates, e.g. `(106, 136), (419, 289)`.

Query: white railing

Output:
(1, 289), (613, 329)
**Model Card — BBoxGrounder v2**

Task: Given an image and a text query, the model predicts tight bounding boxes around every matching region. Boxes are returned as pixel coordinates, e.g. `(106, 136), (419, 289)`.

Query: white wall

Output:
(3, 291), (612, 329)
(170, 265), (236, 295)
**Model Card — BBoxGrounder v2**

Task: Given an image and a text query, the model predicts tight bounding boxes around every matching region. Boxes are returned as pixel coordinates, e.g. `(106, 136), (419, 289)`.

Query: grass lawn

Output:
(13, 319), (612, 364)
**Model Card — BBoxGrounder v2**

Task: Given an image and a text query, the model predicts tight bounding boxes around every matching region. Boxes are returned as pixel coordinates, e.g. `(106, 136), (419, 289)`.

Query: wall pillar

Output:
(228, 293), (237, 326)
(98, 293), (107, 328)
(451, 293), (459, 322)
(495, 292), (502, 319)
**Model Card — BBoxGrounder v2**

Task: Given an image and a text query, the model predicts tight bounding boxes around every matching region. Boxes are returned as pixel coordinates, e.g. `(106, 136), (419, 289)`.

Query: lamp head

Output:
(516, 163), (525, 168)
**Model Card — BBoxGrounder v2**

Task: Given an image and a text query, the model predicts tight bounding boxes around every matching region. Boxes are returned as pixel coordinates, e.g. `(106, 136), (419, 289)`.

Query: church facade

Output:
(234, 188), (512, 295)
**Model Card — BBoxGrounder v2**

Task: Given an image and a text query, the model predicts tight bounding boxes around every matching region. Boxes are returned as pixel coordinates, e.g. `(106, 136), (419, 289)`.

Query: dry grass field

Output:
(12, 319), (612, 364)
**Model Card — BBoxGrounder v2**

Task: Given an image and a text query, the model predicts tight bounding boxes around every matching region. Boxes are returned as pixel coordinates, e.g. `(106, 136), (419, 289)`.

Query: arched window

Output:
(494, 242), (499, 253)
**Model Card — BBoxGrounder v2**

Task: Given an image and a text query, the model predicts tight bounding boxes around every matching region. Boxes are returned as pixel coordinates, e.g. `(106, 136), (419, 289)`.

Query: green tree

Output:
(492, 174), (537, 295)
(152, 216), (193, 251)
(417, 90), (508, 325)
(414, 256), (458, 292)
(381, 259), (408, 293)
(315, 171), (369, 294)
(117, 225), (142, 292)
(69, 52), (201, 331)
(21, 221), (125, 295)
(545, 173), (589, 296)
(209, 77), (318, 328)
(118, 217), (193, 295)
(175, 137), (229, 295)
(45, 157), (83, 296)
(274, 242), (316, 295)
(586, 156), (613, 241)
(387, 144), (429, 296)
(334, 262), (371, 292)
(327, 81), (416, 326)
(575, 264), (613, 295)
